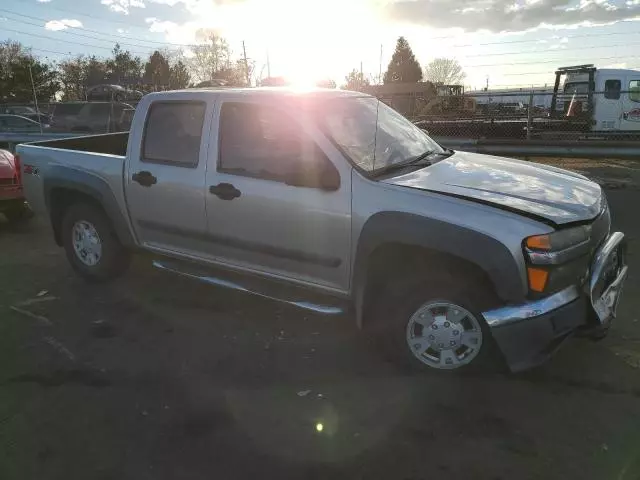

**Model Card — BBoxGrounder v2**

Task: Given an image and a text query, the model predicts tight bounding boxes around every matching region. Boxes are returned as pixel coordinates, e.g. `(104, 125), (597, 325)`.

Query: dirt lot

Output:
(2, 159), (640, 480)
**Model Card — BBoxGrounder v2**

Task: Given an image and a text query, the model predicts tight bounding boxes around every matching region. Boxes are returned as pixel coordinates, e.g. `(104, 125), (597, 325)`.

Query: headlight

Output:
(525, 226), (591, 252)
(524, 226), (592, 293)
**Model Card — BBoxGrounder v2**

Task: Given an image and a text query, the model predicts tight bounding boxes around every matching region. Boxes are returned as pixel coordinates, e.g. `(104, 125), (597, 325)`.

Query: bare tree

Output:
(423, 58), (465, 85)
(188, 31), (231, 83)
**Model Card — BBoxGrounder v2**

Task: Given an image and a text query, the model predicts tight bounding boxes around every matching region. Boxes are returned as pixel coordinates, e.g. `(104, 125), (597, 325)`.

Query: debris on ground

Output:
(42, 336), (76, 362)
(36, 290), (49, 297)
(297, 390), (311, 397)
(9, 305), (52, 326)
(16, 295), (58, 307)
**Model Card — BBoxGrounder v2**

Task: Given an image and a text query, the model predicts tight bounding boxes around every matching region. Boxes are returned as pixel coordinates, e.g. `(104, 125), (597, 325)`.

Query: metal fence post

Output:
(526, 89), (534, 140)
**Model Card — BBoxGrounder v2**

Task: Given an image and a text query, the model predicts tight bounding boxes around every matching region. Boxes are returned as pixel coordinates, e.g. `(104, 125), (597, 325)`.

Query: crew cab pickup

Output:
(17, 88), (628, 373)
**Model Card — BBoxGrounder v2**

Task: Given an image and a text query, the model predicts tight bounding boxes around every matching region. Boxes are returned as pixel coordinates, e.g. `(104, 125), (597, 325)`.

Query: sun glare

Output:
(208, 0), (379, 83)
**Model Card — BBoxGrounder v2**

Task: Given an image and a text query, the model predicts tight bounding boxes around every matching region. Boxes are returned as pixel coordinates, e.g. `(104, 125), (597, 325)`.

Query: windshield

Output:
(315, 96), (444, 172)
(564, 82), (589, 95)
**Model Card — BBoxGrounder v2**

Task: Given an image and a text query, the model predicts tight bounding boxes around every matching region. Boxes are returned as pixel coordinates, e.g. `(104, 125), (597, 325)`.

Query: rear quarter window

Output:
(142, 101), (206, 167)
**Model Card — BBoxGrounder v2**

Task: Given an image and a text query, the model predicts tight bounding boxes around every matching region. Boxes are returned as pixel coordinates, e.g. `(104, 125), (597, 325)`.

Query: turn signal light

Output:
(526, 235), (551, 250)
(527, 267), (549, 292)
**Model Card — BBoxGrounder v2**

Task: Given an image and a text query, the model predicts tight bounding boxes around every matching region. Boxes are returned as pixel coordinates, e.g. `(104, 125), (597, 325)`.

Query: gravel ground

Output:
(1, 159), (640, 480)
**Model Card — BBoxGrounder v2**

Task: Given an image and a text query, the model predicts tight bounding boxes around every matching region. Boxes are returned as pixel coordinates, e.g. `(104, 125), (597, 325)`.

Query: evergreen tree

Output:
(383, 37), (422, 84)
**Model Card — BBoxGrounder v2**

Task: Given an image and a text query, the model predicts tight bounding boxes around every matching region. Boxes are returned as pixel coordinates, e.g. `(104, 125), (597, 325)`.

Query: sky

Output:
(2, 0), (640, 89)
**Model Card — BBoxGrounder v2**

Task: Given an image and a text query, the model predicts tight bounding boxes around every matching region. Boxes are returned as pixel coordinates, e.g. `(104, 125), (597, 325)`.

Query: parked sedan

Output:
(86, 84), (143, 102)
(0, 115), (47, 133)
(1, 106), (51, 126)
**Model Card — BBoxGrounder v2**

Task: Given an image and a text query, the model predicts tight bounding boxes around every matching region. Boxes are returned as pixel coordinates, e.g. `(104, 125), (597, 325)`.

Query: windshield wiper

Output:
(371, 149), (452, 177)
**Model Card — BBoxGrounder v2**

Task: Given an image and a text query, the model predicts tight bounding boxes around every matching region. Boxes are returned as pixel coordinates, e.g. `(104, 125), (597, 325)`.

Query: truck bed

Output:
(16, 132), (128, 221)
(33, 132), (129, 157)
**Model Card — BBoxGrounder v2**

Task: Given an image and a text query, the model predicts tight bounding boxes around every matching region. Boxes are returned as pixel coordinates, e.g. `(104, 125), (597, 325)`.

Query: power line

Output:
(2, 27), (153, 55)
(9, 0), (148, 29)
(12, 0), (640, 50)
(0, 11), (185, 50)
(464, 54), (640, 69)
(0, 7), (195, 48)
(10, 2), (640, 53)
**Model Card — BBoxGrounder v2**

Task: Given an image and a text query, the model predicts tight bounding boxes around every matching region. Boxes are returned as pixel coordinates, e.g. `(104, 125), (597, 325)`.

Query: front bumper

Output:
(482, 232), (628, 372)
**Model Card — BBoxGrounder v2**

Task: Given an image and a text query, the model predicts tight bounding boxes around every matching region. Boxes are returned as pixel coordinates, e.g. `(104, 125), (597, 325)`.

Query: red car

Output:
(0, 149), (29, 222)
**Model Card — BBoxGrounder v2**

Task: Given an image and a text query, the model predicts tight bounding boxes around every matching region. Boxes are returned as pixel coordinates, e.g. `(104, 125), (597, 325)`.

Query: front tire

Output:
(61, 203), (130, 282)
(370, 273), (501, 373)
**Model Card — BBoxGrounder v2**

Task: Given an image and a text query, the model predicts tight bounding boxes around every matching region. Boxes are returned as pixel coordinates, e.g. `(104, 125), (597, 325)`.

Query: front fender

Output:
(352, 211), (526, 327)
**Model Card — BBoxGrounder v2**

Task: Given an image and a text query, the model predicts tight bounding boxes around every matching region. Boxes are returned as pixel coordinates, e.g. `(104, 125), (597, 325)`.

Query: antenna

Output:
(28, 61), (43, 134)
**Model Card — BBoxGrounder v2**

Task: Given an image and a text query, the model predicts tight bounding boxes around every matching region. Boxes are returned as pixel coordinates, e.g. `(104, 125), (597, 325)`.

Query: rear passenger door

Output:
(126, 98), (213, 258)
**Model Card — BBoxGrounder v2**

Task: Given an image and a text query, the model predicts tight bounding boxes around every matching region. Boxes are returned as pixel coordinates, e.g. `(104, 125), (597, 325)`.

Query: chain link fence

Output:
(411, 89), (640, 142)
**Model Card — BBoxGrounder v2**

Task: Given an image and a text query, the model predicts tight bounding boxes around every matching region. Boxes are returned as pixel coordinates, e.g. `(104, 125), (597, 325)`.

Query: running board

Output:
(152, 260), (345, 315)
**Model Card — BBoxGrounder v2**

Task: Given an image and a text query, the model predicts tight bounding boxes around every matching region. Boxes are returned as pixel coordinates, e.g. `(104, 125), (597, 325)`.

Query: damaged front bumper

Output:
(482, 232), (628, 372)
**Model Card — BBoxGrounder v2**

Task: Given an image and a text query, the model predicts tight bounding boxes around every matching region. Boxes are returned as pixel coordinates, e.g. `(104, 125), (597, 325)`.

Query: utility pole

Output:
(242, 41), (250, 86)
(360, 61), (363, 90)
(378, 44), (383, 85)
(267, 49), (271, 79)
(28, 62), (43, 134)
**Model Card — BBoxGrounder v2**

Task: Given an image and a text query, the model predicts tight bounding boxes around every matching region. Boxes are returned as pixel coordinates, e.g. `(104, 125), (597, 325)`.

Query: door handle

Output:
(132, 171), (157, 187)
(209, 183), (241, 200)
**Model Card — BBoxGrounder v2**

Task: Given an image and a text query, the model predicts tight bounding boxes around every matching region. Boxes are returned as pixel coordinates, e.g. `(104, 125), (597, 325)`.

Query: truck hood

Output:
(0, 150), (16, 179)
(383, 151), (602, 226)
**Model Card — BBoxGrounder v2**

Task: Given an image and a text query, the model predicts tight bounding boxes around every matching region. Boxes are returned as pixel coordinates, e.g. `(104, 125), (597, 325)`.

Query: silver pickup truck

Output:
(17, 88), (628, 373)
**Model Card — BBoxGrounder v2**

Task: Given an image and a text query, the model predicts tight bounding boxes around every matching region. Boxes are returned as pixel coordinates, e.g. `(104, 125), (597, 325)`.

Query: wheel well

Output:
(49, 188), (103, 246)
(360, 243), (500, 329)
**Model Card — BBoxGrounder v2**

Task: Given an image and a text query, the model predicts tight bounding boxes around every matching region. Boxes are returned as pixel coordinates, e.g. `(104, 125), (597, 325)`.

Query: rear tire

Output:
(61, 203), (130, 282)
(369, 271), (502, 374)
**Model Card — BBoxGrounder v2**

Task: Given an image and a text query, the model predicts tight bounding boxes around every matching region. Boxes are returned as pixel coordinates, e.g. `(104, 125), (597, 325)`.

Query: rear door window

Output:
(142, 101), (206, 167)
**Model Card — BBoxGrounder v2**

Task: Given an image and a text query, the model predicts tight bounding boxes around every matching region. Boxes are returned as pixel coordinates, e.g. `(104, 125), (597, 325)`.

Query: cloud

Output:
(37, 0), (52, 3)
(145, 17), (205, 44)
(385, 0), (640, 32)
(101, 0), (145, 14)
(44, 19), (83, 31)
(116, 28), (129, 33)
(603, 62), (628, 67)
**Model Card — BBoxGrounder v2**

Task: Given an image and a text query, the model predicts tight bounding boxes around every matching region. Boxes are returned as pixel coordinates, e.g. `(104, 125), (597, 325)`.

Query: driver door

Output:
(204, 99), (352, 293)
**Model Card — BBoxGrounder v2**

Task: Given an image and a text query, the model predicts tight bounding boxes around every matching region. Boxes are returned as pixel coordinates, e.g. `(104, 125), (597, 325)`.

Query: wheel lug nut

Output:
(444, 322), (450, 328)
(453, 330), (459, 335)
(450, 340), (456, 346)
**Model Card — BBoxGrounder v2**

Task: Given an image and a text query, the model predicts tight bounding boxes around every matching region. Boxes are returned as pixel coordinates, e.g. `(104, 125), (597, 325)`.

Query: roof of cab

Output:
(147, 87), (370, 99)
